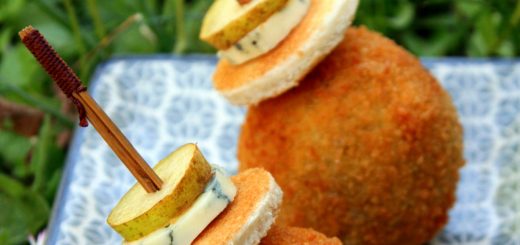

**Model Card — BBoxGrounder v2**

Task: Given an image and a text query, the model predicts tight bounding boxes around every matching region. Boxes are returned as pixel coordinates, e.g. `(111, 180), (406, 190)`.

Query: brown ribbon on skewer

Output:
(19, 27), (88, 127)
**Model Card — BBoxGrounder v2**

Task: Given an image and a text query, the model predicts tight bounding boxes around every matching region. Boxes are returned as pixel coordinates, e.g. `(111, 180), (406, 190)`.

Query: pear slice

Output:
(107, 143), (212, 241)
(200, 0), (289, 50)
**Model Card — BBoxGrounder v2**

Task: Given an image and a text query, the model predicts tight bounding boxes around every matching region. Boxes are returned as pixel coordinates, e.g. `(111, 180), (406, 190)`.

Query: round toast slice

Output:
(213, 0), (359, 105)
(193, 168), (282, 245)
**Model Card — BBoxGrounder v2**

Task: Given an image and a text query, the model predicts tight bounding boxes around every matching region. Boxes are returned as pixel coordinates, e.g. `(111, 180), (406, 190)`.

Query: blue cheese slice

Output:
(124, 167), (237, 245)
(218, 0), (310, 65)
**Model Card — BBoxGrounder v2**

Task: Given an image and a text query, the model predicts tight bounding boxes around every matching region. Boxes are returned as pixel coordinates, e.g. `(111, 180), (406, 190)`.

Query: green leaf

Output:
(112, 21), (157, 54)
(402, 29), (461, 57)
(26, 114), (65, 199)
(497, 39), (515, 57)
(0, 44), (45, 93)
(388, 1), (414, 30)
(417, 13), (458, 28)
(468, 27), (488, 56)
(469, 10), (502, 56)
(455, 0), (485, 18)
(44, 169), (62, 202)
(184, 0), (215, 53)
(0, 28), (12, 55)
(32, 0), (69, 27)
(36, 22), (76, 59)
(0, 129), (32, 178)
(0, 81), (74, 127)
(0, 230), (9, 245)
(480, 11), (500, 50)
(0, 189), (50, 245)
(0, 173), (26, 198)
(5, 2), (75, 58)
(0, 0), (26, 22)
(86, 0), (107, 39)
(30, 115), (54, 193)
(512, 0), (520, 26)
(173, 0), (187, 53)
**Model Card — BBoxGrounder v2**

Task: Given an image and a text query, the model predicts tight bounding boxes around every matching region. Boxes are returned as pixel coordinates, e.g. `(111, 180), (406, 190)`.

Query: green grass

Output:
(0, 0), (518, 244)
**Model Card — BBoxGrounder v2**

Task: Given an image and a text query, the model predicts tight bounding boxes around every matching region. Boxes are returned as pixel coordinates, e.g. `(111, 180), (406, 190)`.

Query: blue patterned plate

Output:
(46, 56), (520, 244)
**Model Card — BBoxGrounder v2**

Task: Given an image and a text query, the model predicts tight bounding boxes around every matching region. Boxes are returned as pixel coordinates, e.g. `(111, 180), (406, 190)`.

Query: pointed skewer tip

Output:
(18, 25), (35, 40)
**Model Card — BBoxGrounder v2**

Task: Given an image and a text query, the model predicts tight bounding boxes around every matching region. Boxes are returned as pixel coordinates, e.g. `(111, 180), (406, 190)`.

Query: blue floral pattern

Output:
(46, 57), (520, 244)
(427, 60), (520, 245)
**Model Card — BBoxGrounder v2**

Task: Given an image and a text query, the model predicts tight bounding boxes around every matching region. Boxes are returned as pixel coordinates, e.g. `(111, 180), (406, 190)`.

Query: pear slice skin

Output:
(107, 143), (212, 241)
(200, 0), (289, 50)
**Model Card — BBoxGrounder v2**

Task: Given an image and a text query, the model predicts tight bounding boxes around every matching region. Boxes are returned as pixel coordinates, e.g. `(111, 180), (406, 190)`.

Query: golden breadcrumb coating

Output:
(238, 26), (464, 245)
(261, 226), (342, 245)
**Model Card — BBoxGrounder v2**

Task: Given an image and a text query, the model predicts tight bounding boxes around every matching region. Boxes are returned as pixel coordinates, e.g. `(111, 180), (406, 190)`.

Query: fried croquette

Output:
(238, 26), (464, 245)
(261, 226), (342, 245)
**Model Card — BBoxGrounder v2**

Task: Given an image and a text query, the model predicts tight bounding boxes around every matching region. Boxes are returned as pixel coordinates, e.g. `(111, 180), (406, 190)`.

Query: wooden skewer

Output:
(19, 25), (163, 193)
(74, 92), (163, 192)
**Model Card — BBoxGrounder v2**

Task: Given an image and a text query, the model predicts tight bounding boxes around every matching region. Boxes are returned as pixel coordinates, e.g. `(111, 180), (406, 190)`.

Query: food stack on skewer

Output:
(204, 0), (463, 244)
(21, 0), (464, 244)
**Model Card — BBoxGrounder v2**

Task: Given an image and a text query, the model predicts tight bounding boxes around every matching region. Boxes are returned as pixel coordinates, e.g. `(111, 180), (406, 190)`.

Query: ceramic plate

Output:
(46, 56), (520, 244)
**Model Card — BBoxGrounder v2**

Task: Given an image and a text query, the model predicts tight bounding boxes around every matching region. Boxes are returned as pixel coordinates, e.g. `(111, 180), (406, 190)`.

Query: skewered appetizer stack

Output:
(20, 1), (346, 242)
(105, 0), (355, 242)
(201, 0), (465, 244)
(20, 0), (464, 243)
(19, 25), (339, 244)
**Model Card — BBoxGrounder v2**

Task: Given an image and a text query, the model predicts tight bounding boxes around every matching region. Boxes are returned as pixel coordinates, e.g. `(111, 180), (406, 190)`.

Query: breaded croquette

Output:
(238, 27), (464, 244)
(261, 226), (342, 245)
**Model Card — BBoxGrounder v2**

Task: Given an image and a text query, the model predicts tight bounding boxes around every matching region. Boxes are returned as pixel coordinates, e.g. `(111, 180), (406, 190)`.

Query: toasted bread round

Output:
(213, 0), (359, 105)
(193, 168), (283, 245)
(261, 226), (342, 245)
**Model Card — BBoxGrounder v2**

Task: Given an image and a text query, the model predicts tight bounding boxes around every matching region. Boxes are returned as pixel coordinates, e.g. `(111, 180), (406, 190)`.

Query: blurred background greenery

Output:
(0, 0), (519, 244)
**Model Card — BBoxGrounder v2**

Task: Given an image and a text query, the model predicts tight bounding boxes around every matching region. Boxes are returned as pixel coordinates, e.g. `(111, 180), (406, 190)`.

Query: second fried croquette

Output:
(238, 26), (464, 245)
(261, 226), (341, 245)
